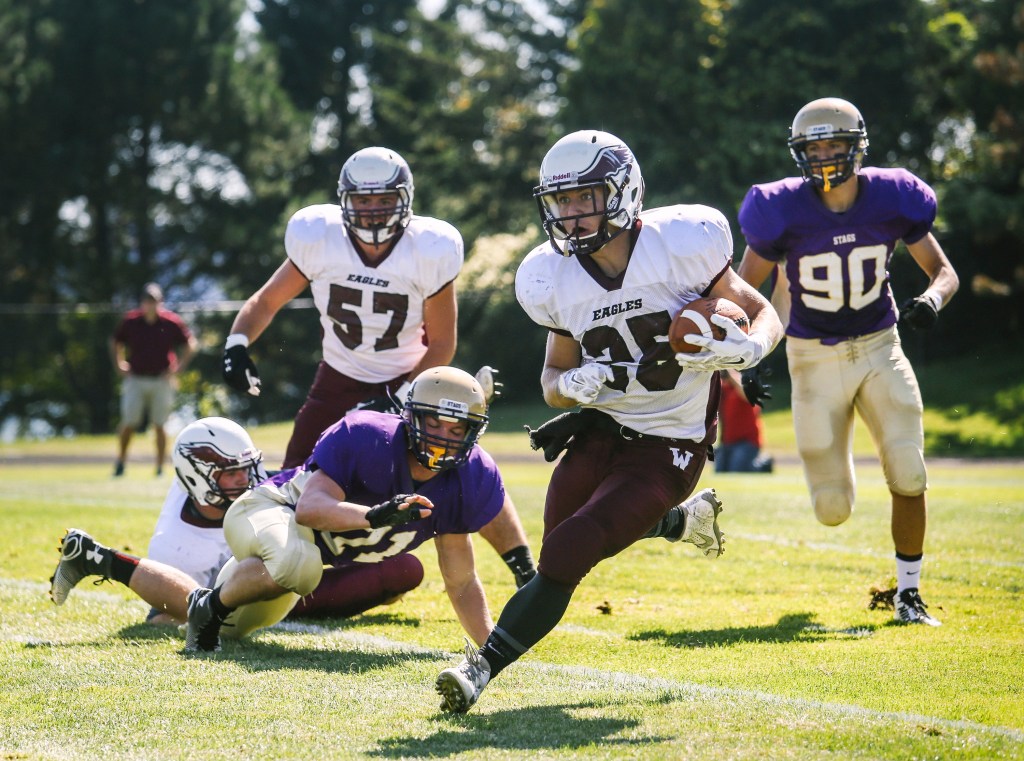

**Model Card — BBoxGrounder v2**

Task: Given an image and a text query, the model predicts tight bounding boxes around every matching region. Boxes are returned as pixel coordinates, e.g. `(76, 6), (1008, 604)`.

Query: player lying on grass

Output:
(49, 417), (426, 624)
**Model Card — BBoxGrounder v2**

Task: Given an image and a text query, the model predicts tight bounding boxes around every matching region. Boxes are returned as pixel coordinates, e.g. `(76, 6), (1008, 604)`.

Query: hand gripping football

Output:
(669, 297), (750, 353)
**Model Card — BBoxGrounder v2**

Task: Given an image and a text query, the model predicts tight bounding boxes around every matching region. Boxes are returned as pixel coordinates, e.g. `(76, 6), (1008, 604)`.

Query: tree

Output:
(0, 0), (309, 433)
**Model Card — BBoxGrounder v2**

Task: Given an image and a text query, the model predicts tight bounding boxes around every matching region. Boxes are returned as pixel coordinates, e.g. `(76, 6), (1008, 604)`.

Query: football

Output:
(669, 297), (750, 353)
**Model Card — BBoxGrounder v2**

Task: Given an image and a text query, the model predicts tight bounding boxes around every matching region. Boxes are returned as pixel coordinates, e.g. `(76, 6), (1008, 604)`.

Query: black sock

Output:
(642, 508), (684, 540)
(110, 552), (140, 587)
(481, 573), (575, 678)
(500, 545), (537, 588)
(209, 587), (236, 621)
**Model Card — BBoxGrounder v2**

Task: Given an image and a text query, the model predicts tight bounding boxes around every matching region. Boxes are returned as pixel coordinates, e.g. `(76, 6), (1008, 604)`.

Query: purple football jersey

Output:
(271, 411), (504, 567)
(739, 167), (936, 340)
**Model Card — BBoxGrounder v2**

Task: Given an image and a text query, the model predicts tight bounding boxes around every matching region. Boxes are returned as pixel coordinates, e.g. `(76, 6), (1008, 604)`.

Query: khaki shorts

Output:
(788, 326), (927, 514)
(120, 374), (174, 428)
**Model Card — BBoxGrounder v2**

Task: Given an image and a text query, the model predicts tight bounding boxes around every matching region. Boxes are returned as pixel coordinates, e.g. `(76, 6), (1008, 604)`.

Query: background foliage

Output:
(1, 0), (1022, 435)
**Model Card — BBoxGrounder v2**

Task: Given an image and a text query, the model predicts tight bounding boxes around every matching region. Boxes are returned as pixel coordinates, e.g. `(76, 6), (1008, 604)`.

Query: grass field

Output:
(1, 423), (1022, 760)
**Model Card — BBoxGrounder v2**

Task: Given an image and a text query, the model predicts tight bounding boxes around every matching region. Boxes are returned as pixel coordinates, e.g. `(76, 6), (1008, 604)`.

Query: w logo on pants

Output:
(669, 448), (693, 470)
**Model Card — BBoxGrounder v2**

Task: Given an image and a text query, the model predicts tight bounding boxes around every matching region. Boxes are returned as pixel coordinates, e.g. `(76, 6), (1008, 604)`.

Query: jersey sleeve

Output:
(284, 205), (333, 281)
(738, 184), (787, 261)
(514, 244), (561, 331)
(894, 170), (937, 245)
(450, 450), (505, 534)
(411, 217), (464, 297)
(698, 205), (734, 275)
(309, 416), (358, 492)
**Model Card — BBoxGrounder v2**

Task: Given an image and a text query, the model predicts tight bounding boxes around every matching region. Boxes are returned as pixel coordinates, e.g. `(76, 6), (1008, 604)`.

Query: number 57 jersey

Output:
(738, 167), (936, 342)
(515, 204), (734, 442)
(286, 204), (464, 383)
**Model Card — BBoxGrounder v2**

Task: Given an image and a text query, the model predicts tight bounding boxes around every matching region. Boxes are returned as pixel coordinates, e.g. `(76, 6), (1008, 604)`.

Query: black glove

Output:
(898, 295), (939, 331)
(500, 545), (537, 588)
(740, 366), (773, 408)
(365, 494), (424, 528)
(525, 410), (593, 462)
(223, 344), (261, 395)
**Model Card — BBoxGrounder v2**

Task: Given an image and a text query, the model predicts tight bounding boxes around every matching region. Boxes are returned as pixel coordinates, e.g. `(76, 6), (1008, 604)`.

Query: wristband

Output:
(225, 333), (250, 349)
(921, 289), (943, 312)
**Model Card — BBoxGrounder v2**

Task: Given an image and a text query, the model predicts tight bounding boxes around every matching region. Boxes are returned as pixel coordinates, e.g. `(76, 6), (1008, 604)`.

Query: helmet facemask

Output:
(536, 177), (631, 257)
(340, 187), (413, 246)
(402, 367), (489, 472)
(789, 136), (866, 192)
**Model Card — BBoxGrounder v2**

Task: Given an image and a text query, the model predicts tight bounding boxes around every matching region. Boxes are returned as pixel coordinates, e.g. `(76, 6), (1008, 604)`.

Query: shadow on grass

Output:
(632, 612), (877, 648)
(371, 702), (662, 757)
(183, 638), (440, 674)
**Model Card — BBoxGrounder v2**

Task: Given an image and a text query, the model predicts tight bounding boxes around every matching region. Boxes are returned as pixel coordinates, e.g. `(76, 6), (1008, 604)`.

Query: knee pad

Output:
(882, 441), (927, 497)
(269, 541), (324, 597)
(538, 514), (606, 586)
(812, 487), (853, 526)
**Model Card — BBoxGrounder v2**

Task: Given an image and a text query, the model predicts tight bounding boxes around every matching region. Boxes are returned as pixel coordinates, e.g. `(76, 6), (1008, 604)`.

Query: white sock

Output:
(896, 554), (923, 593)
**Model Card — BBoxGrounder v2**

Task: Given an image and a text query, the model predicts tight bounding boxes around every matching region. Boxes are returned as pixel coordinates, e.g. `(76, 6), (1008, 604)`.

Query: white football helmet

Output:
(533, 130), (645, 256)
(403, 366), (489, 472)
(337, 146), (414, 245)
(788, 97), (869, 192)
(172, 417), (265, 508)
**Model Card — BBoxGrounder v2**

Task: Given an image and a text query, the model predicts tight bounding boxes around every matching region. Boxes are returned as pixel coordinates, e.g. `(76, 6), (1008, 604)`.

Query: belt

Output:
(588, 410), (688, 445)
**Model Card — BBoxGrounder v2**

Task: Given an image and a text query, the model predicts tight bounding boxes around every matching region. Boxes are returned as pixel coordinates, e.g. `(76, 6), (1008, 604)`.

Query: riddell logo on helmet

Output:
(546, 171), (579, 183)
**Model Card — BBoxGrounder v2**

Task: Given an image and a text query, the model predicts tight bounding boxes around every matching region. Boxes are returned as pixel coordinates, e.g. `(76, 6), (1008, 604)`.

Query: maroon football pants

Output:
(538, 429), (708, 587)
(283, 361), (408, 468)
(287, 553), (424, 619)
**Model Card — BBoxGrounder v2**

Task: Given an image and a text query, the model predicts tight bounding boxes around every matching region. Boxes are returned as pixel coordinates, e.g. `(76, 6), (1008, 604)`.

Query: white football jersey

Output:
(286, 204), (464, 383)
(146, 479), (232, 589)
(515, 204), (733, 441)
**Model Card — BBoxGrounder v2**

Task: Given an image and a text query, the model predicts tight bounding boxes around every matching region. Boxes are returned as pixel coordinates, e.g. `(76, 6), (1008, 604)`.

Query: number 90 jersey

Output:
(515, 204), (734, 442)
(739, 167), (936, 341)
(286, 204), (464, 383)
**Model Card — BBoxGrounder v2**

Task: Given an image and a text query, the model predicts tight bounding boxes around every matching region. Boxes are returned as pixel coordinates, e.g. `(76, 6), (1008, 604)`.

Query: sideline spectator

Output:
(110, 283), (196, 477)
(716, 370), (773, 473)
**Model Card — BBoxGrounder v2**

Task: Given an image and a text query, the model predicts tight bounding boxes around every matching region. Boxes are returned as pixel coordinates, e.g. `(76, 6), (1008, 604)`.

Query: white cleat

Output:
(436, 638), (491, 713)
(674, 488), (725, 559)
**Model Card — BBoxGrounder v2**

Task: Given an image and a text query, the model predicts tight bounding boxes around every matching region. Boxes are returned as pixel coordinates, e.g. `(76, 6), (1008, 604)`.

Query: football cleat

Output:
(49, 528), (113, 606)
(183, 588), (223, 652)
(436, 638), (491, 713)
(894, 588), (942, 627)
(670, 488), (725, 558)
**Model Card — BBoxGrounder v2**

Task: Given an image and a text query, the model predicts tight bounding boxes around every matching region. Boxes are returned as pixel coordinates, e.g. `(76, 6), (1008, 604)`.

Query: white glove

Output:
(557, 363), (614, 404)
(675, 314), (772, 372)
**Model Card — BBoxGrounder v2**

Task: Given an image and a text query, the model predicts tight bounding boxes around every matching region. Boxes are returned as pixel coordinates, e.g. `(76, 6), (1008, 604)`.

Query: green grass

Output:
(1, 426), (1022, 760)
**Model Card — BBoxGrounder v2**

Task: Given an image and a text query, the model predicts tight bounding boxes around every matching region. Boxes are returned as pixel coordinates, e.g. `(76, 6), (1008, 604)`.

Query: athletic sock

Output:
(642, 507), (684, 541)
(895, 551), (923, 593)
(209, 586), (236, 621)
(109, 551), (141, 587)
(480, 573), (575, 678)
(500, 545), (537, 588)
